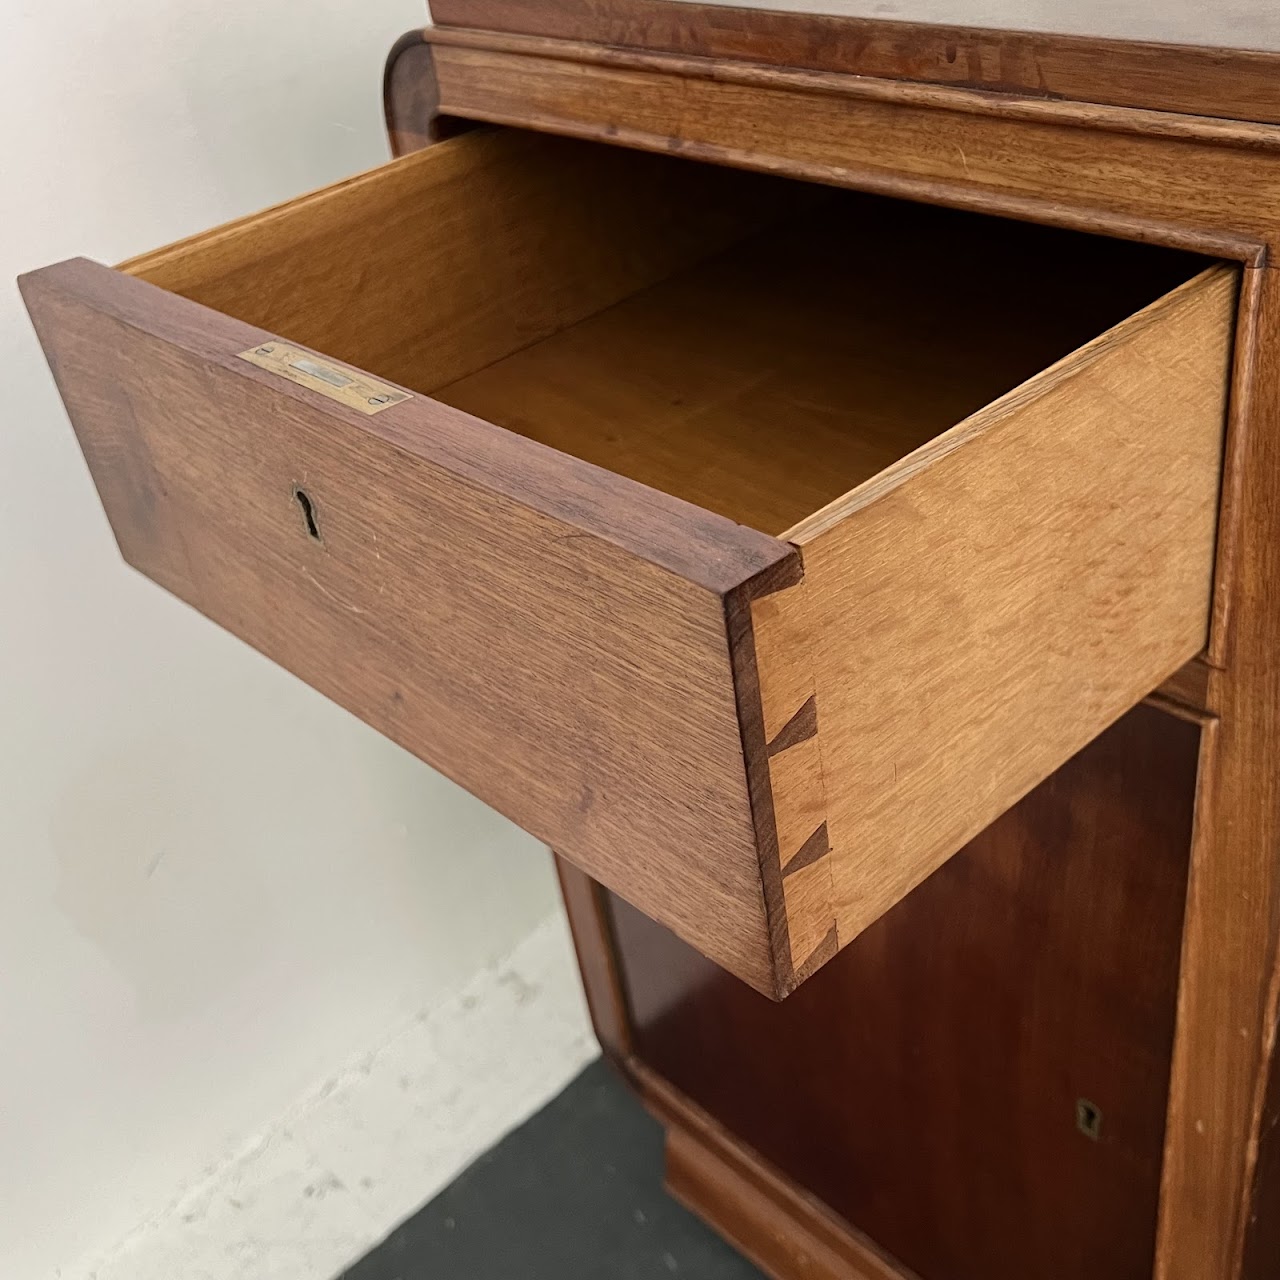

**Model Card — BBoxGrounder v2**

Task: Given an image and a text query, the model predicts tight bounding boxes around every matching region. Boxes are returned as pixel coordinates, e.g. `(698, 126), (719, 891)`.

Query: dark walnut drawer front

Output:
(21, 128), (1234, 997)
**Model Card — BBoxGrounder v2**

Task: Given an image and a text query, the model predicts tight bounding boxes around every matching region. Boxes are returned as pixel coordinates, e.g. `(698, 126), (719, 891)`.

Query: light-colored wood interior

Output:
(434, 202), (1208, 532)
(753, 264), (1236, 972)
(127, 125), (1210, 535)
(121, 127), (808, 393)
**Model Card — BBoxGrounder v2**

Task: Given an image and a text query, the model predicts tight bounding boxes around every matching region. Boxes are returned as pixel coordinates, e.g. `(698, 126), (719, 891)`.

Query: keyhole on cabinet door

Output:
(293, 486), (321, 541)
(1076, 1098), (1103, 1141)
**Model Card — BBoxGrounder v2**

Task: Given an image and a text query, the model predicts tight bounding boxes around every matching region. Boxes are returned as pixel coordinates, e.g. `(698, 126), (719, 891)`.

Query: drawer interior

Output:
(124, 127), (1212, 538)
(434, 206), (1208, 535)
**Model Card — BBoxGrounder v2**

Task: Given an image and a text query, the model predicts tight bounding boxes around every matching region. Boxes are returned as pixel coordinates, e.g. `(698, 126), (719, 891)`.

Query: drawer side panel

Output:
(756, 265), (1235, 965)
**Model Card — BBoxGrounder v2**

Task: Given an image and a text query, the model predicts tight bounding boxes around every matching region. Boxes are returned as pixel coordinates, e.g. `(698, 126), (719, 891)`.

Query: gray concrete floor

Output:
(336, 1060), (765, 1280)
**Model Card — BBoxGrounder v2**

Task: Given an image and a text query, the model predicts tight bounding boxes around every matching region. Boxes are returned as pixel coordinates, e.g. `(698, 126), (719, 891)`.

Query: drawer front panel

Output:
(21, 257), (797, 994)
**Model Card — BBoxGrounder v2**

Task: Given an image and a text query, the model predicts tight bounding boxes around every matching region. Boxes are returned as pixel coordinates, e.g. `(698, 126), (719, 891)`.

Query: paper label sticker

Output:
(237, 343), (411, 415)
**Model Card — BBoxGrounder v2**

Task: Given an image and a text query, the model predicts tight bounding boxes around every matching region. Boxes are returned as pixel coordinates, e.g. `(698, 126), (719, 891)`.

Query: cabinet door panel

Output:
(609, 702), (1200, 1280)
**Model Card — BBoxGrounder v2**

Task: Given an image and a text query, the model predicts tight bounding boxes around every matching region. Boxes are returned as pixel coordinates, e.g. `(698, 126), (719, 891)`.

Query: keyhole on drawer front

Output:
(1076, 1098), (1103, 1141)
(293, 487), (321, 541)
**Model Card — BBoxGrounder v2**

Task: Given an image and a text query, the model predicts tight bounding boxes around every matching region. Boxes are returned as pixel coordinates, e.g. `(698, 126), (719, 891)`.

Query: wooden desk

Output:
(22, 3), (1280, 1277)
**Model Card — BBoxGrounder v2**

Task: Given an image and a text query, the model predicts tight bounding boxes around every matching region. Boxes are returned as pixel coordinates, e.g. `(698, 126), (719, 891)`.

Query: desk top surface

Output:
(627, 1), (1280, 53)
(431, 0), (1280, 125)
(435, 0), (1280, 52)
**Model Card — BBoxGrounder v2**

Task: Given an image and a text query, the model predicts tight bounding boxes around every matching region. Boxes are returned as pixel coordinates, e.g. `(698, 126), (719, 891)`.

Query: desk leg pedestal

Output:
(558, 702), (1202, 1280)
(653, 1071), (915, 1280)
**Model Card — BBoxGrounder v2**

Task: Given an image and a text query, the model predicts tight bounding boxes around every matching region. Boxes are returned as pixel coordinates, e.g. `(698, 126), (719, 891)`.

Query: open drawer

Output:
(21, 127), (1234, 997)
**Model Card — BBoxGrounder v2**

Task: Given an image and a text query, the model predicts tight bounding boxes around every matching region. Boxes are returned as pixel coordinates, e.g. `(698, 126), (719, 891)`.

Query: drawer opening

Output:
(432, 196), (1214, 538)
(122, 126), (1215, 539)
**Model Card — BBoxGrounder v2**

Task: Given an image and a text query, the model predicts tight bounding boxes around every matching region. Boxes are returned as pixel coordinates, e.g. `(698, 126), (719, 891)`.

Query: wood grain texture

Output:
(426, 26), (1280, 167)
(435, 193), (1208, 535)
(1161, 265), (1280, 1280)
(425, 40), (1280, 241)
(382, 29), (473, 156)
(121, 128), (805, 398)
(554, 857), (633, 1062)
(612, 702), (1202, 1280)
(429, 0), (1280, 125)
(18, 257), (798, 995)
(1156, 658), (1215, 715)
(753, 267), (1233, 967)
(652, 1072), (914, 1280)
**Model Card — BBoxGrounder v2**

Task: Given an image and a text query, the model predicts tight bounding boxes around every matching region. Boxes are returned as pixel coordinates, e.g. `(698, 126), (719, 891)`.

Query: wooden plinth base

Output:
(629, 1062), (912, 1280)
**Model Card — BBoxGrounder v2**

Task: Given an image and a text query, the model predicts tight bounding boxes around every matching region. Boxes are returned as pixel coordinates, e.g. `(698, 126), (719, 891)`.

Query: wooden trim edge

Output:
(726, 555), (807, 1000)
(383, 28), (479, 156)
(427, 0), (1280, 128)
(425, 26), (1280, 155)
(633, 1061), (917, 1280)
(554, 857), (633, 1062)
(428, 44), (1266, 265)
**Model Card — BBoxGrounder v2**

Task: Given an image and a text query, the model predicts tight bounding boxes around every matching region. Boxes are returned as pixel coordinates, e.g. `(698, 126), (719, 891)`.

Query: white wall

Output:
(0, 5), (572, 1278)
